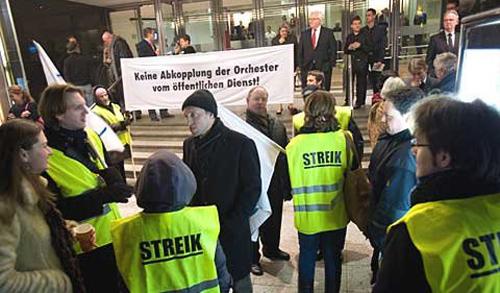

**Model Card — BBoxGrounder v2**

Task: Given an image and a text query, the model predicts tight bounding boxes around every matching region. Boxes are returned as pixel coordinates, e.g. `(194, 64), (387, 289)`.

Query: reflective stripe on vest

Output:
(389, 193), (500, 292)
(47, 128), (121, 253)
(292, 106), (352, 135)
(111, 206), (220, 293)
(91, 103), (132, 146)
(286, 130), (350, 234)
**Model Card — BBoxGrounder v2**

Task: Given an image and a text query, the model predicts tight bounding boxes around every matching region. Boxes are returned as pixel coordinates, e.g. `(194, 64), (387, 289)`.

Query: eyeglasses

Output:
(410, 138), (431, 148)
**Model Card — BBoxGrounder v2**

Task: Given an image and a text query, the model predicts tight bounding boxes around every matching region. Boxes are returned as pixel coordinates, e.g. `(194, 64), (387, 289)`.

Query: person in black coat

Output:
(344, 16), (373, 108)
(102, 31), (133, 110)
(175, 34), (196, 55)
(430, 52), (457, 94)
(7, 85), (41, 123)
(426, 10), (460, 75)
(271, 23), (298, 68)
(136, 27), (172, 120)
(298, 11), (337, 91)
(242, 86), (292, 276)
(362, 8), (387, 94)
(406, 57), (437, 94)
(182, 90), (261, 292)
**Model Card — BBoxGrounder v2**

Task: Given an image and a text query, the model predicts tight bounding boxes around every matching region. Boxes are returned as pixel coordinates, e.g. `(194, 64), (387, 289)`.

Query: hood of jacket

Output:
(135, 150), (197, 213)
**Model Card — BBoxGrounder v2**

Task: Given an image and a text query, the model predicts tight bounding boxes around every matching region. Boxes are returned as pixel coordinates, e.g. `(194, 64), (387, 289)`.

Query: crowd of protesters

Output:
(1, 2), (499, 292)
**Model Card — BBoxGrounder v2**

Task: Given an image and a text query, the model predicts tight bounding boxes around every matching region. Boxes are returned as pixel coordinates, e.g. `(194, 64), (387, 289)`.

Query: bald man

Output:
(242, 86), (292, 276)
(102, 31), (133, 110)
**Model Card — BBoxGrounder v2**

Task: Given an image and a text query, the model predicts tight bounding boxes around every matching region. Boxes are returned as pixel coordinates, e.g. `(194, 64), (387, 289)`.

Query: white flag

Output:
(218, 104), (284, 241)
(33, 41), (124, 153)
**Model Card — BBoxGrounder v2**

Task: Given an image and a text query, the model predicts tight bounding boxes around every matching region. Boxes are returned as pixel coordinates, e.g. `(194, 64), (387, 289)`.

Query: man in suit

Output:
(345, 16), (373, 109)
(426, 10), (460, 76)
(298, 11), (337, 92)
(136, 27), (173, 120)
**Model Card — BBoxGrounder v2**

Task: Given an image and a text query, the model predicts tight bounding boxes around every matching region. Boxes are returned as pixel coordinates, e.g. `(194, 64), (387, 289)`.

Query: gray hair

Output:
(247, 86), (269, 99)
(434, 52), (457, 76)
(309, 11), (324, 22)
(380, 77), (406, 99)
(444, 9), (459, 20)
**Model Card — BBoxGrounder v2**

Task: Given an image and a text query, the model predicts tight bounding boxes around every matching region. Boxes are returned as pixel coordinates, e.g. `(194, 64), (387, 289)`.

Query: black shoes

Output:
(251, 263), (264, 276)
(263, 249), (291, 261)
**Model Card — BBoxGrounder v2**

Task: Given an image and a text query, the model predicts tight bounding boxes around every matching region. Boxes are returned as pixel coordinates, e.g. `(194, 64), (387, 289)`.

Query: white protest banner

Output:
(218, 105), (285, 241)
(121, 45), (294, 111)
(33, 41), (124, 154)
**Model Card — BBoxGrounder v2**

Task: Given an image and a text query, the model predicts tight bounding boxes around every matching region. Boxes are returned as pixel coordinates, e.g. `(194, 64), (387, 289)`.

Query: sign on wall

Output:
(121, 45), (294, 111)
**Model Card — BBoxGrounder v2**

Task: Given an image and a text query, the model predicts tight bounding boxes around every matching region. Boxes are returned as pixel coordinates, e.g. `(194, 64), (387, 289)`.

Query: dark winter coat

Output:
(373, 170), (500, 292)
(183, 118), (261, 281)
(243, 110), (291, 200)
(431, 70), (456, 94)
(367, 129), (417, 249)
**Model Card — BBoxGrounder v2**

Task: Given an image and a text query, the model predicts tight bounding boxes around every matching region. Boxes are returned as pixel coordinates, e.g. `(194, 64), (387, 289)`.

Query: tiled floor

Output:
(118, 198), (374, 293)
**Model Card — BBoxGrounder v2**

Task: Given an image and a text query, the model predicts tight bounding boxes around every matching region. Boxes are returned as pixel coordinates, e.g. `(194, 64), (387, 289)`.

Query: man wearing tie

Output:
(136, 27), (173, 120)
(298, 11), (337, 92)
(426, 10), (460, 76)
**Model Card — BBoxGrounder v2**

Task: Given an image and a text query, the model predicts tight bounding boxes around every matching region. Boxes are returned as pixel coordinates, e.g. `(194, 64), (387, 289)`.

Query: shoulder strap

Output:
(343, 131), (359, 170)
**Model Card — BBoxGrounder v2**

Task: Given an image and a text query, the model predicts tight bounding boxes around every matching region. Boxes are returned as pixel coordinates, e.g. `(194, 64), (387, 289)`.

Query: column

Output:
(172, 0), (186, 38)
(0, 0), (27, 89)
(153, 0), (166, 55)
(252, 0), (265, 47)
(210, 0), (225, 51)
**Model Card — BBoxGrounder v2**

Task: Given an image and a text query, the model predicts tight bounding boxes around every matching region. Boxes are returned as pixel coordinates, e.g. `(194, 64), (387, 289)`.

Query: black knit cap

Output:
(181, 89), (218, 116)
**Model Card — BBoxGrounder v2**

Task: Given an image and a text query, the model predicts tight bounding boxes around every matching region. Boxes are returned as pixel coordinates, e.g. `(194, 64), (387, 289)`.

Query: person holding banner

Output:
(91, 85), (132, 179)
(287, 90), (353, 293)
(242, 86), (292, 276)
(136, 27), (173, 121)
(182, 89), (261, 292)
(38, 84), (133, 292)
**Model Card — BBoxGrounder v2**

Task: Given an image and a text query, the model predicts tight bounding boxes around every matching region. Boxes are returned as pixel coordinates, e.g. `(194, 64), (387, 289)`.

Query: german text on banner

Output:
(121, 45), (294, 111)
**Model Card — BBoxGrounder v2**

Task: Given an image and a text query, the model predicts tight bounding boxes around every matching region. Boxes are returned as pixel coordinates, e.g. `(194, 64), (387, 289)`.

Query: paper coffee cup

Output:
(74, 223), (96, 252)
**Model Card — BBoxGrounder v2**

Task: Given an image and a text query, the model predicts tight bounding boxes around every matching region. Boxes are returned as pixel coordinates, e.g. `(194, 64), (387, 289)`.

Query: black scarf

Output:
(245, 109), (271, 138)
(411, 170), (500, 206)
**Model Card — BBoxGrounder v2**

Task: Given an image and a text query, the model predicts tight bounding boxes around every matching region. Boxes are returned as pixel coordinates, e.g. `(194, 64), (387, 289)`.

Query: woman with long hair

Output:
(286, 91), (354, 292)
(0, 119), (84, 292)
(7, 85), (41, 123)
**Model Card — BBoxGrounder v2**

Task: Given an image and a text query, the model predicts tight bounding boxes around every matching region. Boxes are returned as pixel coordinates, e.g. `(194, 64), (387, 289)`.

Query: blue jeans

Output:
(298, 228), (347, 293)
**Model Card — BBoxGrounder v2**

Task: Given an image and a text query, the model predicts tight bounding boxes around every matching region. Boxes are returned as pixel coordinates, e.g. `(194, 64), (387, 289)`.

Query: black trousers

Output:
(78, 244), (125, 292)
(252, 192), (284, 263)
(148, 109), (170, 119)
(368, 61), (381, 94)
(353, 61), (369, 106)
(301, 66), (333, 92)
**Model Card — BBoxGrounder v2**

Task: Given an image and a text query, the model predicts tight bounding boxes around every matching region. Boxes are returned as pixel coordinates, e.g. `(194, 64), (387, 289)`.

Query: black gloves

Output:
(97, 167), (133, 204)
(100, 184), (133, 204)
(98, 167), (124, 185)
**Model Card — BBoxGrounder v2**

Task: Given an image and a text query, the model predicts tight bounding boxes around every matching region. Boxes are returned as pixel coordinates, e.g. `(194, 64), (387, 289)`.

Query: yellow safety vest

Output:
(91, 103), (132, 146)
(286, 130), (351, 234)
(292, 106), (352, 136)
(111, 206), (220, 293)
(46, 128), (121, 254)
(389, 193), (500, 292)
